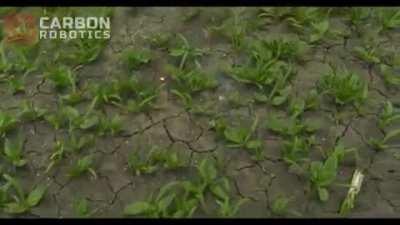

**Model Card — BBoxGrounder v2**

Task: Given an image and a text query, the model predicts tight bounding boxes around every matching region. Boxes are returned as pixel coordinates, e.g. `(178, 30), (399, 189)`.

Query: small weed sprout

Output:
(68, 155), (97, 179)
(1, 174), (47, 214)
(2, 137), (27, 167)
(0, 111), (18, 137)
(121, 48), (152, 71)
(318, 67), (368, 106)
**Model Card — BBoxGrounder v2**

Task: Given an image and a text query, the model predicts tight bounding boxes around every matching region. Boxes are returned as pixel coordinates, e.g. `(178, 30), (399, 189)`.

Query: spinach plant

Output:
(0, 111), (18, 137)
(2, 137), (26, 167)
(309, 153), (339, 202)
(318, 67), (368, 106)
(68, 155), (97, 179)
(169, 34), (207, 70)
(1, 174), (47, 214)
(121, 48), (152, 71)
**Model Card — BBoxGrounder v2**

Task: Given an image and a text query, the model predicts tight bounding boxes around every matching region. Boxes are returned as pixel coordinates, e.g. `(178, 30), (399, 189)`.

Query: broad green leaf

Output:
(73, 198), (89, 217)
(210, 183), (229, 201)
(245, 139), (262, 150)
(272, 95), (288, 106)
(3, 202), (27, 214)
(169, 48), (185, 57)
(382, 129), (400, 144)
(224, 127), (247, 144)
(124, 201), (152, 216)
(157, 193), (176, 213)
(27, 184), (47, 207)
(198, 158), (217, 182)
(319, 155), (338, 186)
(271, 196), (290, 215)
(318, 187), (329, 202)
(80, 115), (99, 130)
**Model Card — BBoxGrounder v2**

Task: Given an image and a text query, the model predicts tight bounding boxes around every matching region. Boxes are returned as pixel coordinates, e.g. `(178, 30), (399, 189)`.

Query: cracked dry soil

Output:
(1, 7), (400, 218)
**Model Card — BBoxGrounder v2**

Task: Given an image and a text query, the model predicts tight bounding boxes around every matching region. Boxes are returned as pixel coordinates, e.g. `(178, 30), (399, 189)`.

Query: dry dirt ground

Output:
(0, 7), (400, 218)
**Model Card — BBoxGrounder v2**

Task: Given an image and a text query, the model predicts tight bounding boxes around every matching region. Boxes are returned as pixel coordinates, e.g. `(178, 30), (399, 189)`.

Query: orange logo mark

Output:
(3, 12), (38, 46)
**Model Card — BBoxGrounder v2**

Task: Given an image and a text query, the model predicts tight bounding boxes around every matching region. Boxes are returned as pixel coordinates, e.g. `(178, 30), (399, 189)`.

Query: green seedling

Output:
(66, 133), (95, 153)
(318, 67), (368, 106)
(209, 9), (257, 49)
(45, 141), (66, 173)
(368, 129), (400, 151)
(124, 181), (182, 218)
(70, 38), (107, 64)
(304, 89), (320, 111)
(198, 158), (247, 216)
(68, 155), (97, 179)
(353, 46), (381, 64)
(378, 100), (400, 129)
(45, 105), (82, 131)
(73, 197), (91, 218)
(330, 143), (357, 164)
(17, 100), (47, 122)
(127, 146), (186, 176)
(3, 45), (38, 74)
(128, 150), (158, 176)
(309, 18), (330, 43)
(2, 137), (27, 167)
(45, 105), (99, 132)
(288, 97), (306, 118)
(169, 34), (207, 70)
(0, 111), (18, 137)
(271, 195), (292, 216)
(222, 116), (260, 148)
(97, 114), (123, 136)
(197, 158), (219, 187)
(228, 59), (291, 95)
(147, 146), (187, 171)
(125, 158), (242, 217)
(79, 114), (100, 131)
(124, 180), (201, 218)
(89, 82), (122, 108)
(348, 8), (370, 26)
(166, 65), (217, 94)
(259, 38), (309, 62)
(147, 32), (172, 49)
(1, 174), (47, 214)
(379, 64), (400, 87)
(285, 7), (324, 30)
(0, 42), (12, 73)
(228, 42), (292, 90)
(7, 75), (25, 94)
(227, 91), (253, 108)
(121, 48), (152, 71)
(282, 136), (316, 166)
(217, 116), (264, 160)
(181, 8), (201, 22)
(60, 89), (86, 106)
(266, 113), (319, 137)
(216, 197), (248, 217)
(171, 89), (193, 110)
(378, 8), (400, 30)
(309, 153), (339, 202)
(112, 77), (160, 113)
(258, 7), (293, 21)
(270, 85), (292, 106)
(45, 65), (76, 92)
(154, 149), (186, 170)
(227, 40), (295, 104)
(55, 38), (106, 65)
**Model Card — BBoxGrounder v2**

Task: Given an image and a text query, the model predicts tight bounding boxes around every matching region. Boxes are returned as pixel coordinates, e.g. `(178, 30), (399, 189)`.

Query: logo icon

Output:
(3, 13), (38, 46)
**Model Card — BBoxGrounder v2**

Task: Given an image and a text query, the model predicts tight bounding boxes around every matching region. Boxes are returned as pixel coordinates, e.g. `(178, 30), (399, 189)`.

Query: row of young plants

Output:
(0, 7), (115, 216)
(0, 7), (399, 217)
